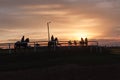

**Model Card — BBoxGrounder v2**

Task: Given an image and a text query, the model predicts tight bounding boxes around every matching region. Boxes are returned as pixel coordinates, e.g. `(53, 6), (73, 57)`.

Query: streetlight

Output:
(47, 22), (51, 41)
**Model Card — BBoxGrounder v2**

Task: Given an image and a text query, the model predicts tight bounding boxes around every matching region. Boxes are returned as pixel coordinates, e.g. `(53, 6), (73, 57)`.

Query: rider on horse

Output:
(14, 36), (30, 49)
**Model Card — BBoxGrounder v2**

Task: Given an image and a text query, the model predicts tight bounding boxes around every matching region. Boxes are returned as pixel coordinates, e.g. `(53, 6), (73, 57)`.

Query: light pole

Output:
(47, 22), (51, 41)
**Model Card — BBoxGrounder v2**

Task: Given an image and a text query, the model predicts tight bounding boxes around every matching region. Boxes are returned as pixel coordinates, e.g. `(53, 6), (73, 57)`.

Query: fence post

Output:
(90, 46), (93, 53)
(53, 41), (56, 51)
(8, 43), (11, 54)
(96, 46), (98, 53)
(99, 47), (102, 53)
(34, 42), (36, 52)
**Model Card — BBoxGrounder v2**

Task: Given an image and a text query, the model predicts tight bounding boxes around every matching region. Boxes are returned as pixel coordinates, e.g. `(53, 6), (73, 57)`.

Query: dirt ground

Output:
(0, 64), (120, 80)
(0, 47), (119, 80)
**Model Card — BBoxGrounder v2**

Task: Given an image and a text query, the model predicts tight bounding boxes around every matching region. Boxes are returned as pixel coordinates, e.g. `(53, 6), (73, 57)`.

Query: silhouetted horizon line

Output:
(0, 38), (120, 42)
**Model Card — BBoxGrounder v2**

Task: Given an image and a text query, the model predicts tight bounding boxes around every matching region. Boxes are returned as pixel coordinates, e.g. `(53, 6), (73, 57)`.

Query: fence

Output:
(0, 41), (98, 49)
(0, 40), (99, 54)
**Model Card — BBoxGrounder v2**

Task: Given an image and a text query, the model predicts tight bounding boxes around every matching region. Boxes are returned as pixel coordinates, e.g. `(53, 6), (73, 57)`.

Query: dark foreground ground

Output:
(1, 64), (120, 80)
(0, 46), (120, 80)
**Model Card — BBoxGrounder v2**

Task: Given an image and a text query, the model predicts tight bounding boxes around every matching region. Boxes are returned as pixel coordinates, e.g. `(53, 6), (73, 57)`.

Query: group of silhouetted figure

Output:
(48, 35), (59, 47)
(68, 38), (88, 47)
(14, 35), (59, 49)
(14, 36), (88, 49)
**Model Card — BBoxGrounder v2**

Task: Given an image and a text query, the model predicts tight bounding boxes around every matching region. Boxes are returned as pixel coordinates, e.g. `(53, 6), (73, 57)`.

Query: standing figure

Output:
(68, 40), (72, 46)
(48, 35), (55, 47)
(85, 38), (88, 47)
(80, 38), (84, 46)
(21, 36), (25, 42)
(51, 35), (54, 41)
(74, 40), (77, 46)
(55, 37), (58, 46)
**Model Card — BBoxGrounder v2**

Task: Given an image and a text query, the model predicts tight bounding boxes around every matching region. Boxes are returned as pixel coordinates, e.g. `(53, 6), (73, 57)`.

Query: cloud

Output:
(0, 0), (120, 40)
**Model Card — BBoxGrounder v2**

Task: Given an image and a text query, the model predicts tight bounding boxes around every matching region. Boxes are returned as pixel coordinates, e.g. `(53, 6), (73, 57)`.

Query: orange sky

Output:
(0, 0), (120, 42)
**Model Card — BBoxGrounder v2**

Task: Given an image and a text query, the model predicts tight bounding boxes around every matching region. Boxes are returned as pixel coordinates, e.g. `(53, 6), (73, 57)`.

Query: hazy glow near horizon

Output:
(0, 0), (120, 42)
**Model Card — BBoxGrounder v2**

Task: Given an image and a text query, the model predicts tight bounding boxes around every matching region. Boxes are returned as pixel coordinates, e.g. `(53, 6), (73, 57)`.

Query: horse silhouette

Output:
(14, 36), (29, 49)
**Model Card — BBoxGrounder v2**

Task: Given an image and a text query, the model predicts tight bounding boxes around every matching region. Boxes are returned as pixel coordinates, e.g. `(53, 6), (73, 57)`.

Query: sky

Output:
(0, 0), (120, 42)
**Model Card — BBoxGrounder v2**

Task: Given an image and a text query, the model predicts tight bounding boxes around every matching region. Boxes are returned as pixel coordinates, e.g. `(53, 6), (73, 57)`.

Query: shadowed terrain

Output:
(0, 47), (120, 80)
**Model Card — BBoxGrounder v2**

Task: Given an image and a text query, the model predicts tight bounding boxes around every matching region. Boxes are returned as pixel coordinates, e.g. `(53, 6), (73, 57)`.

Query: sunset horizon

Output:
(0, 0), (120, 44)
(1, 1), (120, 79)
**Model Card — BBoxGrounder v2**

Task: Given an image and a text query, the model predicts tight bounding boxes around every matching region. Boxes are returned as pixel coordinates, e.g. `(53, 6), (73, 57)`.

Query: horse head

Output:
(25, 38), (30, 43)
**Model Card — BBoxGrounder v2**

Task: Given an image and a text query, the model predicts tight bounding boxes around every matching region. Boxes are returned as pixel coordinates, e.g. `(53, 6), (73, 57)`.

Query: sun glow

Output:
(74, 32), (88, 40)
(74, 31), (97, 40)
(80, 34), (88, 39)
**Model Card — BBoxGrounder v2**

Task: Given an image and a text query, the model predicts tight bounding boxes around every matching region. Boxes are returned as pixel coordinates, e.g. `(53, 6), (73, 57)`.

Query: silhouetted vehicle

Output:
(14, 36), (30, 49)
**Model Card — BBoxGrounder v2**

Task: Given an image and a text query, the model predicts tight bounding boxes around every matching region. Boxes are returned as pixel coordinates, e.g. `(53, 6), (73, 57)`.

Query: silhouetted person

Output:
(55, 37), (58, 45)
(55, 37), (61, 46)
(74, 40), (77, 46)
(48, 35), (56, 47)
(21, 36), (25, 42)
(80, 38), (84, 46)
(51, 35), (54, 41)
(68, 40), (72, 46)
(85, 38), (88, 46)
